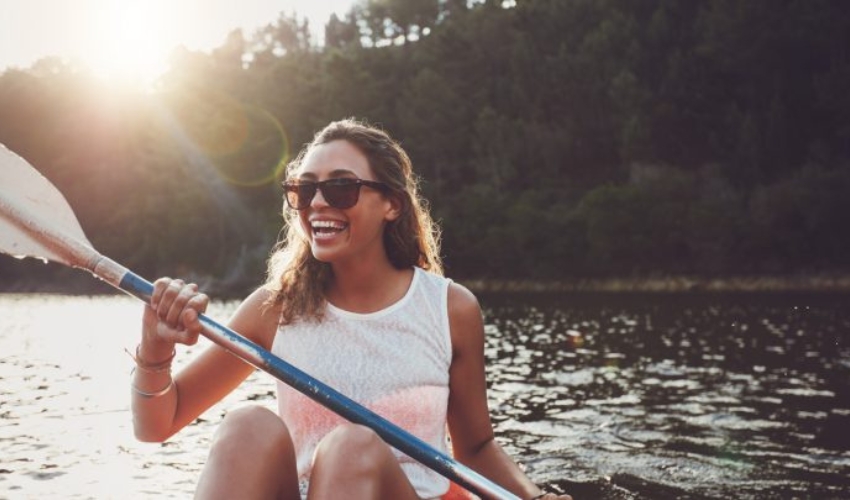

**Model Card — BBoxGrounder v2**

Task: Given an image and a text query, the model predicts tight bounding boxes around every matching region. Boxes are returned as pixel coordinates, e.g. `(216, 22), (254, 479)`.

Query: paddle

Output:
(0, 144), (521, 500)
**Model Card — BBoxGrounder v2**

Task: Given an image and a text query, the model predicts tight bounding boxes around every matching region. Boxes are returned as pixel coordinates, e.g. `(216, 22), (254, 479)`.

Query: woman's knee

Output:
(197, 406), (300, 499)
(310, 424), (419, 499)
(320, 423), (382, 451)
(211, 405), (293, 458)
(313, 423), (390, 471)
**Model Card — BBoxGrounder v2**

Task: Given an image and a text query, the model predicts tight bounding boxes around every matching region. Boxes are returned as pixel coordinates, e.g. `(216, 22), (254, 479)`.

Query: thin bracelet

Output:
(125, 345), (175, 373)
(131, 378), (175, 398)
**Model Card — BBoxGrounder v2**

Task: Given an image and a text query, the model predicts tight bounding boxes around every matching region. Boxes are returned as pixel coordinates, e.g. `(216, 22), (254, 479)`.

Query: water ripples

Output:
(483, 293), (850, 498)
(1, 293), (848, 498)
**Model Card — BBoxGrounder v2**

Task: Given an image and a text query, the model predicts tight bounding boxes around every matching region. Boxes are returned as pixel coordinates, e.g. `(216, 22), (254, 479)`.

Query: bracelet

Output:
(529, 494), (548, 500)
(126, 344), (175, 373)
(131, 378), (175, 398)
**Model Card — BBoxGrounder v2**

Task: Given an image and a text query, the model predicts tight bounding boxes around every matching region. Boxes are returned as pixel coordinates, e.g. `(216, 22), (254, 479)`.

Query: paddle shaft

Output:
(0, 156), (519, 499)
(108, 259), (520, 500)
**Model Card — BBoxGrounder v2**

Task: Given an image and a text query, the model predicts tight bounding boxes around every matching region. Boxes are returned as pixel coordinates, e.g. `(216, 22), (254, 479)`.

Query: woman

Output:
(131, 118), (571, 500)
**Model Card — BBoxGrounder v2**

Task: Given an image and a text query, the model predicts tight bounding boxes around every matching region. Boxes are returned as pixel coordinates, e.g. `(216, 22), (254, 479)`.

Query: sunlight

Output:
(54, 0), (353, 86)
(77, 0), (177, 84)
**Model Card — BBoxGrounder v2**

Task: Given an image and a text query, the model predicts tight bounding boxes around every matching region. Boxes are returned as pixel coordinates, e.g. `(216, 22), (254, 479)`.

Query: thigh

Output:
(308, 423), (420, 500)
(196, 405), (300, 500)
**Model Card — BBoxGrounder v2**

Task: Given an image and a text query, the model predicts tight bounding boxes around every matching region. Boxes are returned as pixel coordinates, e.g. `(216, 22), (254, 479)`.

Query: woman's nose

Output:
(310, 185), (330, 208)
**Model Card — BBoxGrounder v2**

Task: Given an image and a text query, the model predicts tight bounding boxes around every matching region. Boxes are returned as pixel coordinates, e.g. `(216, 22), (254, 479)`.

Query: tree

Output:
(325, 13), (361, 50)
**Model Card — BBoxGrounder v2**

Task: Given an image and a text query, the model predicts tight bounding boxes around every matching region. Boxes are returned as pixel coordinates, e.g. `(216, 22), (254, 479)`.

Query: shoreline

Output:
(3, 273), (850, 296)
(461, 274), (850, 293)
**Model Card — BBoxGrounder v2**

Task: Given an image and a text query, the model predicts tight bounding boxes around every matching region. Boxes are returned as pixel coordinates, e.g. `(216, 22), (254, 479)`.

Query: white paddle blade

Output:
(0, 143), (95, 267)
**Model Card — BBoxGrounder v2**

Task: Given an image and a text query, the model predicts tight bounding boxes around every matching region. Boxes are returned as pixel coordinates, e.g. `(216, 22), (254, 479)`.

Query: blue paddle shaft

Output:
(117, 269), (520, 500)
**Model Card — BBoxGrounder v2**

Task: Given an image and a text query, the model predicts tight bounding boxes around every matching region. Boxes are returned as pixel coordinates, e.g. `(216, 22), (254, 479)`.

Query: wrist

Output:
(137, 339), (176, 365)
(131, 343), (176, 372)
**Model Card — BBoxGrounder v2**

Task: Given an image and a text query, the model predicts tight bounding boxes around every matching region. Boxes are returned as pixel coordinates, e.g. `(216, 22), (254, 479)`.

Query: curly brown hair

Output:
(264, 118), (443, 324)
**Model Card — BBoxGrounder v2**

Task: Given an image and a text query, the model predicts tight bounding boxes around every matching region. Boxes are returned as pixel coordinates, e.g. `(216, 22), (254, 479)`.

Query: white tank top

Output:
(271, 267), (453, 498)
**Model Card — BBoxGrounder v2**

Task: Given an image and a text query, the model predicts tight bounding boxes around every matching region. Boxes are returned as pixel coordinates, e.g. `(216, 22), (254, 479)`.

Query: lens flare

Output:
(159, 86), (289, 187)
(217, 106), (290, 188)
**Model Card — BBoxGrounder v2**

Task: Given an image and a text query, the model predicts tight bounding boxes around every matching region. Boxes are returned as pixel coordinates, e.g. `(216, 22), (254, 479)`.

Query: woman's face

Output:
(293, 139), (399, 266)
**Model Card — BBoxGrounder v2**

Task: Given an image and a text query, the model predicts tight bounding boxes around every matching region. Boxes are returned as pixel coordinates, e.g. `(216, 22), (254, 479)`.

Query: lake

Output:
(0, 292), (848, 499)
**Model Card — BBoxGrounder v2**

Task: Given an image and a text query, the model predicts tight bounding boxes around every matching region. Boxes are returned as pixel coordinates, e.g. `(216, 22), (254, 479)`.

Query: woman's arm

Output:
(446, 283), (571, 500)
(132, 280), (280, 442)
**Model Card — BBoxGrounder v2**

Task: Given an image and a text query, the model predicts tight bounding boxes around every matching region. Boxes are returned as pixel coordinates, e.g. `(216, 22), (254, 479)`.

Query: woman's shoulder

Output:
(236, 286), (279, 315)
(446, 281), (484, 357)
(446, 281), (481, 318)
(229, 286), (282, 348)
(447, 281), (483, 338)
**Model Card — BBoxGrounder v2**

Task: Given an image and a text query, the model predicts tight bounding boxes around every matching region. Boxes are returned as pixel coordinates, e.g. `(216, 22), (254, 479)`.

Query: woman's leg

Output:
(307, 423), (420, 500)
(195, 405), (300, 500)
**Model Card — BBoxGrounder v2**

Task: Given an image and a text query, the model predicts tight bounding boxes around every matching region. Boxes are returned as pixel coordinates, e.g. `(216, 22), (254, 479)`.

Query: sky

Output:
(0, 0), (357, 80)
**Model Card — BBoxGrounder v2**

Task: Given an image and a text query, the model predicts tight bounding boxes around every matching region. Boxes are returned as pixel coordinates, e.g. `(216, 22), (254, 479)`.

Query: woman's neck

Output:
(326, 260), (413, 314)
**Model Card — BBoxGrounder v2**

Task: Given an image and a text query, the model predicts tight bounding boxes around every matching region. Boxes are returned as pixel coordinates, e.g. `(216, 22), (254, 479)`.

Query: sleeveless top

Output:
(270, 267), (454, 499)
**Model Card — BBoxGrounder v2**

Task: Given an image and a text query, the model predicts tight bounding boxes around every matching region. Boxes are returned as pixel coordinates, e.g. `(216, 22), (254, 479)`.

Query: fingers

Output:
(181, 291), (210, 338)
(148, 277), (208, 345)
(150, 276), (173, 309)
(164, 281), (195, 326)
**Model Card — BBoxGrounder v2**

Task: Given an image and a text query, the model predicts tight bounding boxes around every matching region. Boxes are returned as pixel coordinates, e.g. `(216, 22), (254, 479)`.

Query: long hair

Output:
(265, 118), (443, 324)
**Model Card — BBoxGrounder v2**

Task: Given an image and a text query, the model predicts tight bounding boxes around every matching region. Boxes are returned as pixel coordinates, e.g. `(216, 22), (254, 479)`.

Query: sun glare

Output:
(78, 1), (177, 84)
(60, 0), (350, 86)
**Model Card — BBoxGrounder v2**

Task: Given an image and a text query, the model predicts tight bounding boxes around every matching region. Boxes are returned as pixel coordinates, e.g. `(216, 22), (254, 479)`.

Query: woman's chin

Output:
(310, 242), (340, 263)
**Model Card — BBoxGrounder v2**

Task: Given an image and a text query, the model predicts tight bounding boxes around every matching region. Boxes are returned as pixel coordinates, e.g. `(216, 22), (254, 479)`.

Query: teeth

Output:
(311, 220), (346, 231)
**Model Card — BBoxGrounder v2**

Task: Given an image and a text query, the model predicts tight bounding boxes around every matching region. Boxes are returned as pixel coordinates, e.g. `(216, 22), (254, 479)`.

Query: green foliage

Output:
(747, 166), (850, 271)
(2, 0), (850, 291)
(578, 175), (692, 274)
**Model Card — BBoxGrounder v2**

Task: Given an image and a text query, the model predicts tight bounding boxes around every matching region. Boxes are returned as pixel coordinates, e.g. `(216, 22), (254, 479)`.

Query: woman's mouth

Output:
(311, 220), (348, 240)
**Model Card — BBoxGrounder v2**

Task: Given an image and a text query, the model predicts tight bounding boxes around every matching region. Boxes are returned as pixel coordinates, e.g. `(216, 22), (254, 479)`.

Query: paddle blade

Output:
(0, 144), (95, 267)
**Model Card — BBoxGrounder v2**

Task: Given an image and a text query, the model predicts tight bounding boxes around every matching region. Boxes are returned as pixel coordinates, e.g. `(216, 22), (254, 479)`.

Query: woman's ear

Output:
(385, 193), (404, 222)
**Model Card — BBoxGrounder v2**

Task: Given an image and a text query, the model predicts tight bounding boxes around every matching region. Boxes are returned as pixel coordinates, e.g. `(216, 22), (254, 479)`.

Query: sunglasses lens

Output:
(284, 179), (368, 210)
(285, 183), (316, 210)
(322, 179), (360, 209)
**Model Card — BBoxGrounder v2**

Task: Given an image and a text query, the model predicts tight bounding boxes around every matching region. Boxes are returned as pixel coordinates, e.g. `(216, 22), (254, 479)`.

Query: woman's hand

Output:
(140, 277), (209, 360)
(534, 494), (573, 500)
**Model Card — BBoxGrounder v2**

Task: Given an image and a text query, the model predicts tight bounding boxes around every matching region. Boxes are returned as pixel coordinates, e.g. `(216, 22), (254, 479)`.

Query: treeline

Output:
(1, 0), (849, 292)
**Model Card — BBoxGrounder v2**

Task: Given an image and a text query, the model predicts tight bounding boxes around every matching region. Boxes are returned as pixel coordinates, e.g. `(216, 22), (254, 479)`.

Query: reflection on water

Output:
(0, 295), (251, 499)
(1, 293), (849, 499)
(482, 293), (850, 499)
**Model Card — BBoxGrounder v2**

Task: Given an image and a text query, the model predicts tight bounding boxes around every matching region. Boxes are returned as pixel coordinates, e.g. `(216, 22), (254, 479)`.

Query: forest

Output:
(1, 0), (849, 294)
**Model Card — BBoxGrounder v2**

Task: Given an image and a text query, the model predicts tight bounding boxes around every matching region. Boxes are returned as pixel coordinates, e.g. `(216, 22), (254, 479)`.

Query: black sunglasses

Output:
(281, 178), (389, 210)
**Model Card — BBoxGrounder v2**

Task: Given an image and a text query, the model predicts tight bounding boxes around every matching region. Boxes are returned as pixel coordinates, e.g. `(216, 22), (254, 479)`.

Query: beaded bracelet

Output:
(125, 345), (175, 373)
(131, 378), (174, 398)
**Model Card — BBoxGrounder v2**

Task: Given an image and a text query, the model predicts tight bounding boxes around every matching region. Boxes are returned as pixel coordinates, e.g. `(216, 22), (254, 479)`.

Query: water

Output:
(481, 292), (850, 499)
(1, 293), (848, 499)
